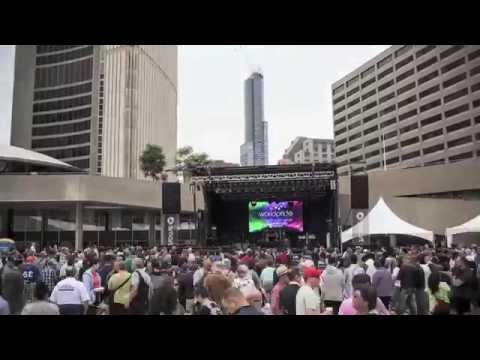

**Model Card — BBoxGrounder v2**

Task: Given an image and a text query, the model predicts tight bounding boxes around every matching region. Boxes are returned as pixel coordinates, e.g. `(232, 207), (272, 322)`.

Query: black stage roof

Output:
(191, 163), (336, 177)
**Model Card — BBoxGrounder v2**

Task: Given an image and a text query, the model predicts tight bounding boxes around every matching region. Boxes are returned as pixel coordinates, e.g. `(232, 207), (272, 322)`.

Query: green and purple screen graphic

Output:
(248, 200), (303, 233)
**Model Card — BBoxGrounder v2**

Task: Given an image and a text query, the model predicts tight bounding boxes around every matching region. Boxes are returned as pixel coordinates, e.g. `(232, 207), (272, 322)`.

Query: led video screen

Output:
(248, 200), (303, 233)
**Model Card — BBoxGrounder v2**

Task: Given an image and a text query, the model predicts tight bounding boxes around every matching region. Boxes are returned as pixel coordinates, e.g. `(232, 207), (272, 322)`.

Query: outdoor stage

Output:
(191, 163), (338, 248)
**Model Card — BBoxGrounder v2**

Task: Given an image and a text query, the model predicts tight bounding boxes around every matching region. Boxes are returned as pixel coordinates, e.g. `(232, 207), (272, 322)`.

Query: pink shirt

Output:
(338, 297), (390, 315)
(271, 282), (286, 315)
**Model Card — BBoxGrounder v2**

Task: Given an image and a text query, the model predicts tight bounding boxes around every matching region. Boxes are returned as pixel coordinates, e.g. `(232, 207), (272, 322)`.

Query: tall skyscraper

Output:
(11, 45), (177, 180)
(332, 45), (480, 176)
(241, 71), (268, 166)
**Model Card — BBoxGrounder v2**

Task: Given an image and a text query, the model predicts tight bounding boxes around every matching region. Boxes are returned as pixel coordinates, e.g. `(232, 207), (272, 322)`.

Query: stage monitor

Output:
(249, 200), (303, 233)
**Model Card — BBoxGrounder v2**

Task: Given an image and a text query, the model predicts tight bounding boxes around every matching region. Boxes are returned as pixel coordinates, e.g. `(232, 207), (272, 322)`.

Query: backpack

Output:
(131, 271), (150, 315)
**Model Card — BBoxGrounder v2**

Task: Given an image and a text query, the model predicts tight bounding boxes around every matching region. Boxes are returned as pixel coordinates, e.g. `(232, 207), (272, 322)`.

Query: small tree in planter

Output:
(140, 144), (166, 181)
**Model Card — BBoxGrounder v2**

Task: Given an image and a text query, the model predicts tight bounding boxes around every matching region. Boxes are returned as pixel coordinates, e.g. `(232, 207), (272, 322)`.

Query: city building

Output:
(209, 160), (240, 167)
(332, 45), (480, 176)
(281, 137), (334, 165)
(11, 45), (177, 180)
(240, 71), (268, 166)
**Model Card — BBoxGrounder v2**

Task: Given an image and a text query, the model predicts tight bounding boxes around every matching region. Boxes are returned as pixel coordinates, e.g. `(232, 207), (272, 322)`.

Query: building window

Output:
(473, 99), (480, 108)
(336, 149), (347, 157)
(400, 137), (419, 147)
(363, 101), (377, 112)
(380, 117), (397, 128)
(361, 66), (375, 79)
(351, 155), (363, 163)
(32, 107), (91, 125)
(386, 143), (398, 152)
(333, 84), (344, 96)
(396, 68), (415, 83)
(363, 112), (378, 124)
(34, 82), (92, 101)
(420, 99), (441, 113)
(377, 54), (393, 69)
(424, 159), (445, 166)
(333, 94), (345, 105)
(346, 75), (359, 88)
(420, 113), (442, 127)
(397, 82), (415, 96)
(398, 95), (417, 109)
(34, 58), (93, 88)
(378, 67), (393, 80)
(402, 150), (420, 161)
(335, 127), (347, 136)
(349, 132), (362, 141)
(346, 86), (360, 97)
(333, 105), (346, 115)
(471, 82), (480, 93)
(444, 87), (469, 104)
(384, 130), (398, 140)
(365, 149), (380, 158)
(395, 46), (413, 58)
(398, 109), (418, 121)
(417, 57), (438, 72)
(423, 143), (445, 155)
(446, 119), (471, 133)
(348, 108), (362, 119)
(362, 77), (376, 89)
(347, 97), (360, 108)
(334, 116), (346, 126)
(362, 89), (376, 101)
(419, 84), (440, 99)
(439, 45), (464, 60)
(32, 120), (91, 136)
(366, 162), (380, 170)
(386, 156), (400, 165)
(363, 125), (378, 136)
(379, 92), (395, 104)
(475, 115), (480, 124)
(441, 57), (466, 74)
(395, 55), (414, 70)
(399, 122), (419, 134)
(348, 120), (362, 130)
(378, 79), (394, 92)
(67, 159), (90, 169)
(471, 65), (480, 77)
(449, 152), (473, 162)
(416, 45), (436, 59)
(418, 70), (439, 85)
(41, 145), (90, 159)
(33, 95), (92, 113)
(32, 132), (91, 149)
(468, 48), (480, 61)
(380, 104), (396, 116)
(36, 46), (94, 66)
(447, 135), (472, 148)
(365, 137), (380, 147)
(443, 72), (467, 89)
(445, 103), (469, 118)
(422, 127), (443, 141)
(349, 144), (363, 153)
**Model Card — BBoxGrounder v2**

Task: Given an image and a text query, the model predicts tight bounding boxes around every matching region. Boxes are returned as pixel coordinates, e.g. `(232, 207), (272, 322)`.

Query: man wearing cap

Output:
(271, 265), (289, 315)
(296, 267), (322, 315)
(50, 266), (90, 315)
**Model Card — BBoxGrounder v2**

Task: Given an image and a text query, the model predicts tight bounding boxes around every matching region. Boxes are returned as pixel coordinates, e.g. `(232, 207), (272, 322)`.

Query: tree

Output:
(140, 144), (166, 181)
(176, 146), (211, 173)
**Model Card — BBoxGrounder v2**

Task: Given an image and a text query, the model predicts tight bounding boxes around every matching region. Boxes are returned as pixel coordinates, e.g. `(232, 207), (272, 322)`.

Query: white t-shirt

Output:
(420, 264), (431, 292)
(50, 277), (90, 305)
(296, 285), (321, 315)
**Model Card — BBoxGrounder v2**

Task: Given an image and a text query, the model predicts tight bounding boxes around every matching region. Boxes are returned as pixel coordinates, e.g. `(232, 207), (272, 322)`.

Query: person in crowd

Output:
(270, 265), (289, 315)
(177, 262), (195, 314)
(233, 264), (256, 295)
(279, 267), (302, 315)
(60, 254), (76, 279)
(129, 258), (151, 315)
(41, 259), (59, 297)
(363, 254), (376, 280)
(193, 259), (212, 287)
(192, 285), (222, 315)
(344, 253), (365, 299)
(451, 256), (475, 315)
(107, 261), (131, 315)
(82, 258), (104, 312)
(0, 293), (10, 315)
(1, 255), (24, 314)
(98, 253), (115, 290)
(427, 271), (451, 315)
(204, 272), (232, 307)
(320, 255), (345, 315)
(221, 287), (264, 315)
(296, 267), (323, 315)
(21, 282), (59, 315)
(21, 255), (43, 304)
(260, 258), (275, 296)
(50, 266), (90, 315)
(372, 258), (393, 309)
(352, 284), (379, 315)
(396, 255), (423, 315)
(149, 259), (178, 315)
(338, 273), (390, 315)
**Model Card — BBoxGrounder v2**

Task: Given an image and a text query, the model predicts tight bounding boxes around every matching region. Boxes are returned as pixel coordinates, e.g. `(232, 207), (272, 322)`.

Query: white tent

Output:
(341, 197), (434, 244)
(446, 215), (480, 247)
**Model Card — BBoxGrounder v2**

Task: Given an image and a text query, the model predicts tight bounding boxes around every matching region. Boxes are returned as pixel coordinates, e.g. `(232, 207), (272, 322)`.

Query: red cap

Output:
(303, 267), (321, 280)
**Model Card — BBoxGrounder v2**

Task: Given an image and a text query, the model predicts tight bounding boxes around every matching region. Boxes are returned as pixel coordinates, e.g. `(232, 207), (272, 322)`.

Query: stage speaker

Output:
(351, 175), (369, 209)
(162, 182), (181, 213)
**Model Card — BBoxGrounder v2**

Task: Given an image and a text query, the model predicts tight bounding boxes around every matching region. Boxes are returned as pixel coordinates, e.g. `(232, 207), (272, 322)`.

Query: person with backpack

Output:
(148, 259), (178, 315)
(129, 258), (151, 315)
(107, 261), (131, 315)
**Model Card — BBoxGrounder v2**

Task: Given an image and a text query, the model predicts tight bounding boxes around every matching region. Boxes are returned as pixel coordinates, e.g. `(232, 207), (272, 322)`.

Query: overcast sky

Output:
(0, 45), (389, 164)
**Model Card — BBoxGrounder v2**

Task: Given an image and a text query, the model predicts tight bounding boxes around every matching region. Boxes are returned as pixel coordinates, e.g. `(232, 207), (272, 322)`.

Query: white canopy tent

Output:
(446, 215), (480, 247)
(341, 197), (434, 244)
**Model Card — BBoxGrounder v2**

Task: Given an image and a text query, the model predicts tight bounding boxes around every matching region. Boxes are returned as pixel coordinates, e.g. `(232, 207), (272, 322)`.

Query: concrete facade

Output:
(332, 45), (480, 176)
(281, 137), (334, 164)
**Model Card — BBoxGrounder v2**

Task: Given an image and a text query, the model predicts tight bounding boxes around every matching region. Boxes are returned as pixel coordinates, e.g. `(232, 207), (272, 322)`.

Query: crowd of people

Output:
(0, 242), (479, 315)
